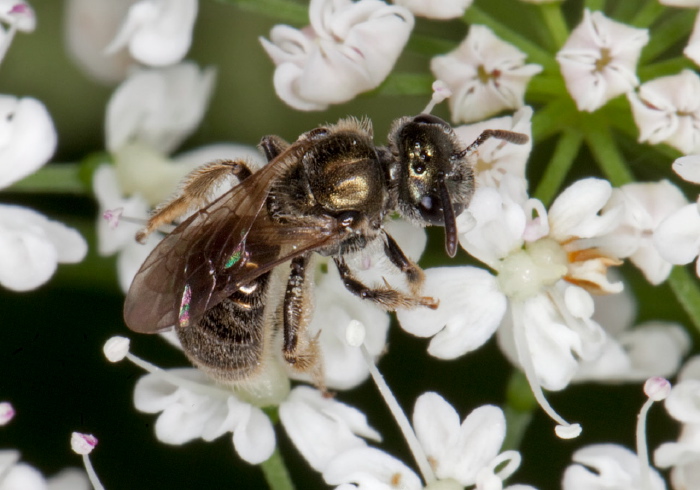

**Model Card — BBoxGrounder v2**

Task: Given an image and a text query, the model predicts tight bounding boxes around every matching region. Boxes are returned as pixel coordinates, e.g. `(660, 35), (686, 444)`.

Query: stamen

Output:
(511, 302), (582, 439)
(422, 80), (452, 115)
(476, 450), (521, 489)
(0, 20), (18, 66)
(71, 432), (105, 490)
(347, 321), (437, 484)
(102, 208), (124, 229)
(637, 377), (671, 490)
(0, 401), (15, 425)
(102, 336), (231, 399)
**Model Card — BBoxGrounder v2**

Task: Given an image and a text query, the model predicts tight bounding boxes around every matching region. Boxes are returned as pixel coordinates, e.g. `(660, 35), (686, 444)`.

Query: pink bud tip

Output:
(644, 377), (671, 402)
(71, 432), (98, 455)
(103, 208), (123, 230)
(0, 402), (15, 425)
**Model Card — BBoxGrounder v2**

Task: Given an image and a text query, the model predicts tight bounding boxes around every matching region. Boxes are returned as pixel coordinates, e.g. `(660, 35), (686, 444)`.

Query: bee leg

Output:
(282, 254), (326, 391)
(383, 232), (425, 295)
(334, 257), (438, 310)
(260, 135), (290, 162)
(135, 159), (254, 243)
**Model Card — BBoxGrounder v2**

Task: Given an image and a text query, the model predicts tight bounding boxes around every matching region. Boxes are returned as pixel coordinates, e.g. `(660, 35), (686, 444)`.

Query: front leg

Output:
(383, 231), (425, 295)
(334, 257), (438, 310)
(136, 159), (254, 243)
(281, 254), (325, 390)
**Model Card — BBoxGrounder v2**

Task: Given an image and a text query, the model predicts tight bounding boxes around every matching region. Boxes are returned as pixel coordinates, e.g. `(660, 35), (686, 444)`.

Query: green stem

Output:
(539, 2), (569, 50)
(629, 0), (665, 28)
(7, 163), (87, 194)
(639, 57), (695, 82)
(612, 0), (647, 24)
(374, 73), (434, 97)
(530, 98), (578, 142)
(406, 34), (457, 58)
(584, 0), (605, 12)
(668, 266), (700, 334)
(533, 129), (583, 207)
(215, 0), (308, 24)
(502, 370), (536, 451)
(640, 10), (696, 64)
(260, 448), (296, 490)
(463, 7), (558, 72)
(584, 123), (634, 186)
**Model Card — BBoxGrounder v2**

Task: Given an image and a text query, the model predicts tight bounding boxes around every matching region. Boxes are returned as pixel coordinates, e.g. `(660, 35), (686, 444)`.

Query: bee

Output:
(123, 114), (527, 388)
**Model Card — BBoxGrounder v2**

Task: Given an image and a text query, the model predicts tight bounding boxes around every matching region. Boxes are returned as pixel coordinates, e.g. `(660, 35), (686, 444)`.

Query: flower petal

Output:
(279, 386), (379, 472)
(396, 267), (506, 359)
(0, 96), (56, 188)
(323, 447), (422, 490)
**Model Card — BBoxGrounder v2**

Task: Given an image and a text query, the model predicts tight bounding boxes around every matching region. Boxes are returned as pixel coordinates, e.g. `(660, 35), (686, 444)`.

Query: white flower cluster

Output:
(0, 2), (87, 291)
(33, 0), (700, 488)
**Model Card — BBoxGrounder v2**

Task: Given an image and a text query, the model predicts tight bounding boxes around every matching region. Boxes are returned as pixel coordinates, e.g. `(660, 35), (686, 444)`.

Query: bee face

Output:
(390, 114), (474, 227)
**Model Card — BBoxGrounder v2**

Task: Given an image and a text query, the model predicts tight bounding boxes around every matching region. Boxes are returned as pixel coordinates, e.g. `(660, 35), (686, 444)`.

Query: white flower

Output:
(413, 393), (521, 487)
(655, 356), (700, 488)
(563, 444), (666, 490)
(323, 393), (534, 489)
(105, 0), (198, 67)
(684, 10), (700, 66)
(134, 366), (380, 468)
(0, 205), (87, 291)
(431, 25), (542, 124)
(556, 10), (649, 112)
(628, 69), (700, 155)
(106, 62), (215, 156)
(0, 1), (35, 64)
(134, 367), (278, 464)
(260, 0), (413, 111)
(64, 0), (138, 84)
(398, 177), (629, 434)
(601, 180), (689, 285)
(0, 95), (87, 292)
(392, 0), (472, 19)
(279, 386), (381, 472)
(323, 446), (424, 490)
(0, 96), (56, 189)
(654, 200), (700, 278)
(673, 154), (700, 184)
(453, 106), (533, 189)
(574, 285), (691, 382)
(0, 450), (89, 490)
(659, 0), (700, 6)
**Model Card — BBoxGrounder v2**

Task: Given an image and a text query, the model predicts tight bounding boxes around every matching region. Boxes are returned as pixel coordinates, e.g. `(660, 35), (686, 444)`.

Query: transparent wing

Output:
(124, 141), (338, 333)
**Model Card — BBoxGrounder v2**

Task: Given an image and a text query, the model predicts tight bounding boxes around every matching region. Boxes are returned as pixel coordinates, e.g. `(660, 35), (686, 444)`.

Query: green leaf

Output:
(640, 10), (695, 64)
(406, 34), (457, 58)
(668, 266), (700, 335)
(374, 73), (434, 97)
(216, 0), (308, 25)
(7, 163), (87, 194)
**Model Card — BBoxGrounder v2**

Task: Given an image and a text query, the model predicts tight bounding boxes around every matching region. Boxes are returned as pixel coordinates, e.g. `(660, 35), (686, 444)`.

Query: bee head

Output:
(388, 113), (474, 257)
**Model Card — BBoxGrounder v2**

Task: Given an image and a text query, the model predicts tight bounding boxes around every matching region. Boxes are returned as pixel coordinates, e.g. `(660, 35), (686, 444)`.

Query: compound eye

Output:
(304, 127), (330, 140)
(412, 114), (450, 128)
